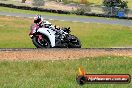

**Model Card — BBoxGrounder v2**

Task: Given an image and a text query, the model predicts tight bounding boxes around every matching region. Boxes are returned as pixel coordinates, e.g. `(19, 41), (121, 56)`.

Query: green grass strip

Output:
(0, 56), (132, 88)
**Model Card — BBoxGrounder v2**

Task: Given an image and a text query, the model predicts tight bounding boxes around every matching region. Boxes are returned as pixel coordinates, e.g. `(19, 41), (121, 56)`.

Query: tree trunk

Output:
(22, 0), (26, 3)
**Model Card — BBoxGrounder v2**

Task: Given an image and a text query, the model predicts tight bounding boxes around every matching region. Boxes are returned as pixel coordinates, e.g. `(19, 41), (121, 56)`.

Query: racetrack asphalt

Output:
(0, 11), (132, 26)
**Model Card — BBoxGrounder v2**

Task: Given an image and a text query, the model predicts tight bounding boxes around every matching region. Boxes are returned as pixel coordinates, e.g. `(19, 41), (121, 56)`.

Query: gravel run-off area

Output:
(0, 49), (131, 61)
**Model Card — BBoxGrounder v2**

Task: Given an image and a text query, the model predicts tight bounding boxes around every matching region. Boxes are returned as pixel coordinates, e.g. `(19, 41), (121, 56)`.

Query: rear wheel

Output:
(68, 35), (81, 48)
(32, 36), (51, 48)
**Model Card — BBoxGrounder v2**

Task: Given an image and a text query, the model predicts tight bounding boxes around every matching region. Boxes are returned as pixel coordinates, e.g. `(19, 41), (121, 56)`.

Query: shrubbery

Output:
(103, 0), (128, 16)
(103, 0), (128, 8)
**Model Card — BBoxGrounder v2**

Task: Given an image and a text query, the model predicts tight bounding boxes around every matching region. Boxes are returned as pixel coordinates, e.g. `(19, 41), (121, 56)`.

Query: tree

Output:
(103, 0), (128, 16)
(103, 0), (128, 8)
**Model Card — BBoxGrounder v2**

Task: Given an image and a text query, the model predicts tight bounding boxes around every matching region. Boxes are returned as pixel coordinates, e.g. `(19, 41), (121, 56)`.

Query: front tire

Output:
(32, 36), (51, 48)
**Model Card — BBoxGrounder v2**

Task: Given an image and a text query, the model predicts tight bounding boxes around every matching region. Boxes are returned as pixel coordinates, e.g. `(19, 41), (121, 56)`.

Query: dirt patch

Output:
(44, 1), (77, 11)
(0, 49), (131, 61)
(25, 1), (78, 11)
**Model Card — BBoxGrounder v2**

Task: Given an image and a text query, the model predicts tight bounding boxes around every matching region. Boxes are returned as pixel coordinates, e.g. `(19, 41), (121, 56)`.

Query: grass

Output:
(0, 16), (34, 48)
(0, 16), (132, 48)
(0, 56), (132, 88)
(52, 20), (132, 48)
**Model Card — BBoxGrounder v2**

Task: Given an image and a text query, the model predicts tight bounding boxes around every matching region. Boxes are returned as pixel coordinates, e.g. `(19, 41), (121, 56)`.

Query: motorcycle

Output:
(29, 24), (81, 48)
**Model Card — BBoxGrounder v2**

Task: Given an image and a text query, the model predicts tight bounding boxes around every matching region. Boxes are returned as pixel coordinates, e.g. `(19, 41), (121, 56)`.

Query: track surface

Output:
(0, 12), (132, 26)
(0, 48), (131, 61)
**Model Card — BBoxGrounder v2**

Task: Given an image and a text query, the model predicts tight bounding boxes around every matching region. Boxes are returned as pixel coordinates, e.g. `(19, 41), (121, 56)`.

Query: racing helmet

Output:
(34, 15), (43, 24)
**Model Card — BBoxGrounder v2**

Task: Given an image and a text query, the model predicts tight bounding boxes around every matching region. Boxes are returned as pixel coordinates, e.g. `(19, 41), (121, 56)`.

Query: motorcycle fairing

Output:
(37, 28), (56, 47)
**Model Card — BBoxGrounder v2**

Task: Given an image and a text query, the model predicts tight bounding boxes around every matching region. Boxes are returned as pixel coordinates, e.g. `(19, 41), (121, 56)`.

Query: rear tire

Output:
(32, 36), (51, 48)
(68, 35), (81, 48)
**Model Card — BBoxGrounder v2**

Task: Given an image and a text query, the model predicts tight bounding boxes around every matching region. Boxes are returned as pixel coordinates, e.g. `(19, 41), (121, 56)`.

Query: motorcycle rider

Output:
(31, 15), (66, 39)
(33, 15), (61, 32)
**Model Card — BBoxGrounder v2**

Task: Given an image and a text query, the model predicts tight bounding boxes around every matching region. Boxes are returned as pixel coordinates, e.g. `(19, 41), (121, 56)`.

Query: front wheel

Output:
(68, 35), (81, 48)
(32, 36), (51, 48)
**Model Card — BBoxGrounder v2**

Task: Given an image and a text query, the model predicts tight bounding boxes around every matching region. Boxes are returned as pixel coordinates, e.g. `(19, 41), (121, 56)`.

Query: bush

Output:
(103, 0), (128, 16)
(103, 0), (128, 8)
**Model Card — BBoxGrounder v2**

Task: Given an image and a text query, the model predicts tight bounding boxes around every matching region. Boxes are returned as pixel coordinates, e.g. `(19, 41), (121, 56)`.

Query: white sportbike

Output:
(29, 24), (81, 48)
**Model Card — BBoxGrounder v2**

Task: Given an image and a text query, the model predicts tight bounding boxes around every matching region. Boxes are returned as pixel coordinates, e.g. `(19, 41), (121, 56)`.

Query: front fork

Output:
(29, 33), (43, 42)
(38, 35), (43, 40)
